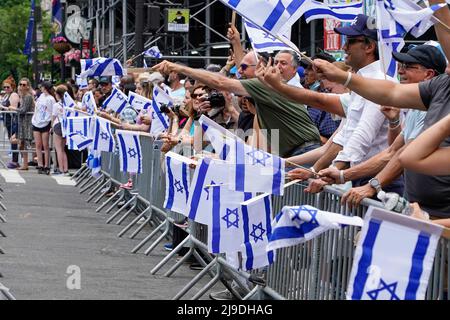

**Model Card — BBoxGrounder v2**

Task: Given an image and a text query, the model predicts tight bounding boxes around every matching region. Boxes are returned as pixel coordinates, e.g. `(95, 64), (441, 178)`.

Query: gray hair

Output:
(275, 50), (299, 68)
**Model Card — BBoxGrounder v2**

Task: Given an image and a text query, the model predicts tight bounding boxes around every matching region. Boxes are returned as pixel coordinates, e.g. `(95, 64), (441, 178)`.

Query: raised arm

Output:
(261, 62), (345, 117)
(399, 114), (450, 175)
(153, 61), (249, 97)
(430, 0), (450, 63)
(314, 59), (426, 110)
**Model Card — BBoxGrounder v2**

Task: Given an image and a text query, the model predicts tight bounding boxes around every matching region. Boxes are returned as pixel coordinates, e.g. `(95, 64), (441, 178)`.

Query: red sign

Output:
(324, 19), (342, 51)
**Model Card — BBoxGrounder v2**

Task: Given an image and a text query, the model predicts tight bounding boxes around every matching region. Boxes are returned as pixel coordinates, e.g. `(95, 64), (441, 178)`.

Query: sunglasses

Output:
(19, 83), (28, 87)
(3, 86), (11, 89)
(191, 93), (205, 99)
(239, 63), (256, 71)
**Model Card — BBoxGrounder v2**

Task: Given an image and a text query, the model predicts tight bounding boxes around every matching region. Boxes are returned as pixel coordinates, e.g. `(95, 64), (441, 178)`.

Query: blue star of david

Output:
(250, 222), (266, 243)
(290, 206), (319, 225)
(222, 208), (239, 229)
(100, 132), (109, 141)
(128, 148), (137, 159)
(291, 207), (305, 225)
(75, 130), (83, 135)
(115, 92), (124, 100)
(246, 149), (271, 166)
(174, 179), (183, 193)
(366, 279), (400, 300)
(263, 32), (277, 41)
(204, 180), (216, 201)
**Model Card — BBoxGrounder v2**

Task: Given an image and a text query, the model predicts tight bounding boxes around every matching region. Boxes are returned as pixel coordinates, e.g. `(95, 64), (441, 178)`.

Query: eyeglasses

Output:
(239, 63), (256, 71)
(398, 63), (422, 71)
(344, 38), (367, 46)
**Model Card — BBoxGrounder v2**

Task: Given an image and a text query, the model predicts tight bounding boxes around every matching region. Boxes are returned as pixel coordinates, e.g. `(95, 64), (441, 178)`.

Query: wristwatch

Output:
(368, 178), (382, 193)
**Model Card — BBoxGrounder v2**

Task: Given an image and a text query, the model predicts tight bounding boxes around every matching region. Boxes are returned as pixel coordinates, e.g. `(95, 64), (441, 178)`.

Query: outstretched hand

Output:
(152, 60), (180, 75)
(313, 59), (347, 83)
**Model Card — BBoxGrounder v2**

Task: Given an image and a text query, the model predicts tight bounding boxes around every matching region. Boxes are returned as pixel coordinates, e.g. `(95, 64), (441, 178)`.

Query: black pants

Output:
(4, 114), (18, 163)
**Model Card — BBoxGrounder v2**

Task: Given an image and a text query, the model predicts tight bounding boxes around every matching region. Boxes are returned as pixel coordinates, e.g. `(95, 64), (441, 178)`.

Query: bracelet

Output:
(339, 170), (345, 184)
(389, 123), (401, 130)
(343, 72), (352, 87)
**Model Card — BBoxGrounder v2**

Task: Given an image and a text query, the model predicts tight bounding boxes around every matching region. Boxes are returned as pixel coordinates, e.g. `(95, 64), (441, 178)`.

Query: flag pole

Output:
(127, 36), (162, 63)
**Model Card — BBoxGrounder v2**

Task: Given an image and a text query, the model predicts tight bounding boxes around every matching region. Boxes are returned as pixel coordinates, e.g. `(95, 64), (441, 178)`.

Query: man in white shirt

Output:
(261, 14), (393, 193)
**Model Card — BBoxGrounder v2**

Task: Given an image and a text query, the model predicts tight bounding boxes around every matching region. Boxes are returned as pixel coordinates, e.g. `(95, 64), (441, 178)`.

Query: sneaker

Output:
(52, 170), (63, 176)
(120, 179), (133, 190)
(209, 289), (237, 301)
(164, 243), (173, 251)
(6, 162), (19, 169)
(37, 166), (44, 174)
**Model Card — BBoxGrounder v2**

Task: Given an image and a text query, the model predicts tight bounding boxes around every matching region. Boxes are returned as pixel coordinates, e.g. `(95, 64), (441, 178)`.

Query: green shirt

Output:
(241, 79), (320, 157)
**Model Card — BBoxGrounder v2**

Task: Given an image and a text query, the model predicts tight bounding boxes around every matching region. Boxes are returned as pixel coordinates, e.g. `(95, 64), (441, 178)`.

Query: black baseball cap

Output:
(99, 76), (112, 84)
(392, 44), (447, 75)
(334, 14), (377, 41)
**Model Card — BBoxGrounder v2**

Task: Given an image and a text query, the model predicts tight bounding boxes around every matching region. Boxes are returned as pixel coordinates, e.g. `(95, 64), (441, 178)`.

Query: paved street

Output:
(0, 165), (212, 300)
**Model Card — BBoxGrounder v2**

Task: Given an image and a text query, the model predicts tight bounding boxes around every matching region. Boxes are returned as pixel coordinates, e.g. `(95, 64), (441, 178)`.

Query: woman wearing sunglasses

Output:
(16, 78), (35, 171)
(1, 76), (20, 168)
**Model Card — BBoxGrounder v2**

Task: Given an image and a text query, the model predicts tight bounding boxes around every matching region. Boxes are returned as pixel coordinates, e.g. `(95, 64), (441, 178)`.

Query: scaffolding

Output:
(78, 0), (240, 67)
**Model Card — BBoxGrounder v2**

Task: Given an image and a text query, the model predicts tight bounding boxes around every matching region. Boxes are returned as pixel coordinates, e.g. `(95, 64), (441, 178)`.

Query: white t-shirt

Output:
(52, 101), (64, 127)
(32, 93), (56, 128)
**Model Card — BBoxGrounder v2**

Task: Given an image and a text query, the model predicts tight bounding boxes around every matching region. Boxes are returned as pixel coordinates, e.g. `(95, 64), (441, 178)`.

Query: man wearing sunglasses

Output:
(154, 50), (321, 158)
(261, 14), (395, 195)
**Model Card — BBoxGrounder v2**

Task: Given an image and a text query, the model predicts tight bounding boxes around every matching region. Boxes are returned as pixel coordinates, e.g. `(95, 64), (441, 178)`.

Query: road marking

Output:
(0, 169), (26, 184)
(52, 175), (76, 186)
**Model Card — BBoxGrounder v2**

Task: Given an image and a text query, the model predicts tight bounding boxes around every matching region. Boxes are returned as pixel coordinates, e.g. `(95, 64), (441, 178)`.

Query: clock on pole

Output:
(64, 5), (89, 45)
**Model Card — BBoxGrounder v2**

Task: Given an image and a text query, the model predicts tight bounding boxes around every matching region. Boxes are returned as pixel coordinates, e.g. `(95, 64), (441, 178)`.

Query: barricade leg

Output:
(104, 191), (125, 214)
(128, 212), (155, 239)
(0, 245), (4, 254)
(74, 166), (90, 184)
(0, 201), (7, 212)
(191, 270), (221, 300)
(151, 235), (191, 275)
(131, 219), (165, 254)
(105, 195), (137, 224)
(74, 169), (91, 187)
(0, 228), (6, 237)
(78, 174), (95, 190)
(172, 257), (219, 300)
(0, 213), (6, 223)
(87, 180), (109, 203)
(143, 220), (170, 255)
(80, 174), (103, 194)
(116, 200), (139, 225)
(88, 175), (106, 195)
(93, 181), (114, 204)
(0, 283), (16, 300)
(117, 206), (151, 238)
(71, 164), (87, 180)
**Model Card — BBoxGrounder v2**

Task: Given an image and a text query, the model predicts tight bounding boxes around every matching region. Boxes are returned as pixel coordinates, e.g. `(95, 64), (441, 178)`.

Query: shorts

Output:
(32, 123), (52, 133)
(53, 123), (63, 137)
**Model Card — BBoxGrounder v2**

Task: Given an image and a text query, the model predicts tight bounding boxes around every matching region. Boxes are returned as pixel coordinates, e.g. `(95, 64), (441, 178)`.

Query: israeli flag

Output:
(102, 87), (129, 114)
(186, 157), (232, 224)
(150, 86), (171, 135)
(239, 194), (275, 271)
(66, 117), (92, 151)
(128, 91), (152, 111)
(347, 206), (443, 300)
(164, 152), (194, 215)
(302, 1), (363, 23)
(220, 0), (304, 36)
(267, 205), (363, 251)
(244, 20), (293, 53)
(92, 117), (115, 152)
(144, 46), (163, 59)
(80, 58), (125, 78)
(199, 115), (238, 161)
(87, 149), (102, 177)
(230, 140), (285, 196)
(381, 0), (446, 38)
(82, 91), (97, 115)
(207, 184), (254, 254)
(63, 92), (76, 109)
(116, 130), (143, 174)
(76, 75), (89, 90)
(67, 133), (93, 151)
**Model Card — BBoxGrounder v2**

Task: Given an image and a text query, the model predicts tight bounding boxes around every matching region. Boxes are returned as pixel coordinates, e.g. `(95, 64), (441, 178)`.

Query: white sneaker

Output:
(137, 217), (146, 225)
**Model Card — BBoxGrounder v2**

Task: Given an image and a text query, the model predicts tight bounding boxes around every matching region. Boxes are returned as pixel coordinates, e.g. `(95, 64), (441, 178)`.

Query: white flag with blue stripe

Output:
(82, 91), (97, 115)
(199, 115), (238, 161)
(116, 130), (143, 174)
(244, 19), (294, 53)
(102, 87), (129, 114)
(302, 0), (363, 23)
(67, 132), (93, 151)
(164, 152), (194, 215)
(66, 117), (92, 150)
(268, 205), (363, 251)
(347, 206), (442, 300)
(128, 91), (152, 111)
(239, 194), (275, 271)
(92, 117), (115, 152)
(220, 0), (305, 36)
(230, 140), (285, 196)
(80, 58), (125, 78)
(87, 149), (102, 177)
(150, 86), (171, 135)
(144, 46), (163, 59)
(63, 92), (76, 109)
(76, 75), (88, 89)
(186, 157), (233, 224)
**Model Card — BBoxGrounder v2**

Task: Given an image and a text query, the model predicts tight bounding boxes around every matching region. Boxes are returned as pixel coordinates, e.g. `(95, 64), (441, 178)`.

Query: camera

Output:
(207, 91), (226, 109)
(159, 103), (182, 115)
